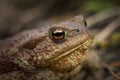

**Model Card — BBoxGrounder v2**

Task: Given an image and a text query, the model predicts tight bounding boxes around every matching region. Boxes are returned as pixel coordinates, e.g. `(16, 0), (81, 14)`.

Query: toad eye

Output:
(49, 27), (66, 42)
(52, 29), (65, 40)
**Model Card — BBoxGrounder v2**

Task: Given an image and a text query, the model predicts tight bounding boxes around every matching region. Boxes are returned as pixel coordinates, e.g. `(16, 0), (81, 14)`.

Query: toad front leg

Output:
(77, 51), (103, 80)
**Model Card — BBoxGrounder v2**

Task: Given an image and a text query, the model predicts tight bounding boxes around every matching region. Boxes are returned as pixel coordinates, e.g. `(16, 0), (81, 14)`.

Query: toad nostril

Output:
(76, 29), (81, 32)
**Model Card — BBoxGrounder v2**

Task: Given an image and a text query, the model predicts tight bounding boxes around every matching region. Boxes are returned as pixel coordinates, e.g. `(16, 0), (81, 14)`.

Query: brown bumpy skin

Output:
(0, 15), (94, 80)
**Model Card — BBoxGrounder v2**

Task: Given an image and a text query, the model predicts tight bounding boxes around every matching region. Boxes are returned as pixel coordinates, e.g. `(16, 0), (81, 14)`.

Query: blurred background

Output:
(0, 0), (120, 38)
(0, 0), (120, 80)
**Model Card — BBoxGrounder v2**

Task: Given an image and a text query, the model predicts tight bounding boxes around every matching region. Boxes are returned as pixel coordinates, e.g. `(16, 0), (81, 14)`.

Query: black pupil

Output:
(54, 32), (64, 36)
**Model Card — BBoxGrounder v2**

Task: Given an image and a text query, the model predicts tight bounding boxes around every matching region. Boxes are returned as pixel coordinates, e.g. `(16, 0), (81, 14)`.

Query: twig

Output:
(102, 63), (120, 80)
(108, 67), (120, 80)
(92, 18), (120, 46)
(110, 61), (120, 68)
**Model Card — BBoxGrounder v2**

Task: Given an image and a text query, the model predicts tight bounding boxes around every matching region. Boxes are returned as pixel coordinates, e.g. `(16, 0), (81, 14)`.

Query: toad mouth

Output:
(51, 38), (93, 61)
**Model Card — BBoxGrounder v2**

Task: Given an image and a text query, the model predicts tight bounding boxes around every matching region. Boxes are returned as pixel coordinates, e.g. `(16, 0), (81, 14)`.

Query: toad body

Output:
(0, 15), (94, 80)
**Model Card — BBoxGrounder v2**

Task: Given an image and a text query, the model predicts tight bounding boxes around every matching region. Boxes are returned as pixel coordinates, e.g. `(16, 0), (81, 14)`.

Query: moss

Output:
(84, 0), (112, 12)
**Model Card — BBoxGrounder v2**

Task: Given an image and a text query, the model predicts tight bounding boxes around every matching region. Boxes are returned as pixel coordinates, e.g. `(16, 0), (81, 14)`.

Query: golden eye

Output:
(49, 27), (67, 42)
(52, 29), (65, 40)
